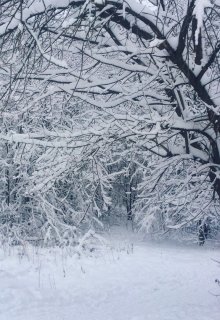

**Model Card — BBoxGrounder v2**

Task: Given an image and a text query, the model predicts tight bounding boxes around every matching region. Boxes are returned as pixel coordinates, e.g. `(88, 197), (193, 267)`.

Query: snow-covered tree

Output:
(0, 0), (220, 241)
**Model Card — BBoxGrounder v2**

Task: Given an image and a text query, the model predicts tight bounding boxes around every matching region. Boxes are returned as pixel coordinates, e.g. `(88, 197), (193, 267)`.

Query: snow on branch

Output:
(193, 0), (212, 46)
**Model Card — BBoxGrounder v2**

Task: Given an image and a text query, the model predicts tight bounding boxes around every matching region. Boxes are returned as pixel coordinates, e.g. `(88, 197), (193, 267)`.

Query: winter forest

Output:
(0, 1), (220, 319)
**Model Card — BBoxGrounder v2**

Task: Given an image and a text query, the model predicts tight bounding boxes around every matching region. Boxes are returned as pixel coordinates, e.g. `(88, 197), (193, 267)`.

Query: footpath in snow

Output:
(0, 228), (219, 320)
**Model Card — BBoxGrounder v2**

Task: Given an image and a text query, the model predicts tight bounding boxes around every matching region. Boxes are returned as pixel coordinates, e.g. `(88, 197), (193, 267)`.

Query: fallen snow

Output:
(0, 228), (219, 320)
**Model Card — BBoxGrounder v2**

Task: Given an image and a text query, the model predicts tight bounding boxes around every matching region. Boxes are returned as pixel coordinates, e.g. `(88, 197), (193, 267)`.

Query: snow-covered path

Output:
(0, 230), (219, 320)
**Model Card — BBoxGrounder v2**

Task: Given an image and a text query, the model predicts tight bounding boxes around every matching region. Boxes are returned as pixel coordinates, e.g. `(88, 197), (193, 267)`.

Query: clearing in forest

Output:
(0, 229), (219, 320)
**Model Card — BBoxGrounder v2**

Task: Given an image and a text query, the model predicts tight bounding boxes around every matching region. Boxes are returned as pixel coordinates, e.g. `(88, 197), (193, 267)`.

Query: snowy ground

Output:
(0, 228), (219, 320)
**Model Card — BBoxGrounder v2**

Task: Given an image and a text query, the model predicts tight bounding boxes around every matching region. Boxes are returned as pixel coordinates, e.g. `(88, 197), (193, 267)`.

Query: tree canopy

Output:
(0, 0), (220, 243)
